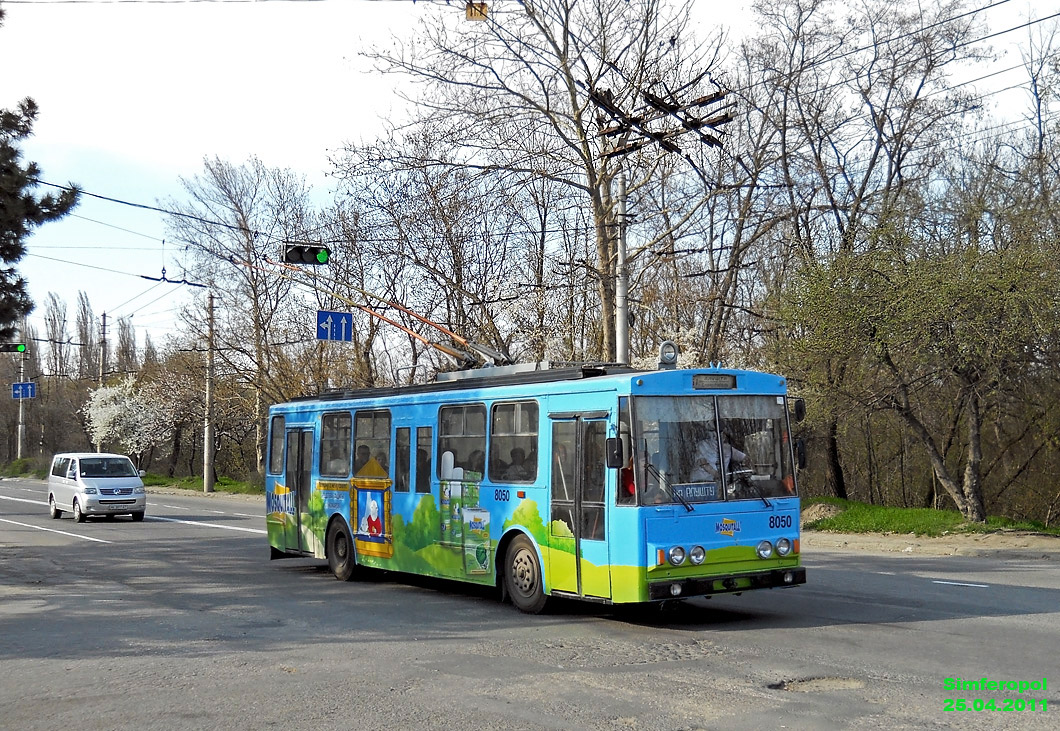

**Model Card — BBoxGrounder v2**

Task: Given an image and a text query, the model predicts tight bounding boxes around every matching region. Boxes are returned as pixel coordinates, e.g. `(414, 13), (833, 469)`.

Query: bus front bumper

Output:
(648, 567), (806, 600)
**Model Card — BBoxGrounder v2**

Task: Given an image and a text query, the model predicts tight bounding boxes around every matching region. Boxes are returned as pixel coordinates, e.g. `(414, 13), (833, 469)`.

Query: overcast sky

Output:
(0, 0), (1046, 357)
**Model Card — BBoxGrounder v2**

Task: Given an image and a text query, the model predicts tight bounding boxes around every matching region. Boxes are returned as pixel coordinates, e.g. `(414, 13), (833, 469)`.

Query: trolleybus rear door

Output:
(548, 415), (610, 599)
(284, 429), (314, 553)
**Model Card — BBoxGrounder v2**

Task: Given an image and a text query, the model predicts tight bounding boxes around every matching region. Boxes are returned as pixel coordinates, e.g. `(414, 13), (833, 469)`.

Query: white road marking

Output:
(1, 493), (264, 535)
(0, 494), (46, 506)
(0, 517), (111, 543)
(146, 515), (266, 535)
(932, 580), (989, 588)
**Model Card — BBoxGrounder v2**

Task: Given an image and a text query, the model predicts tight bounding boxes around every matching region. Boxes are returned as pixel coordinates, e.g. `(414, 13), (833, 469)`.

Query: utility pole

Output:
(615, 172), (630, 365)
(588, 81), (734, 365)
(97, 312), (107, 453)
(203, 292), (215, 493)
(99, 311), (107, 387)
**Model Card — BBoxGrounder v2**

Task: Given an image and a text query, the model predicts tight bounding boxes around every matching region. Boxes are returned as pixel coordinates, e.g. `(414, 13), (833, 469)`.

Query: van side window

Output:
(67, 460), (77, 479)
(51, 458), (68, 477)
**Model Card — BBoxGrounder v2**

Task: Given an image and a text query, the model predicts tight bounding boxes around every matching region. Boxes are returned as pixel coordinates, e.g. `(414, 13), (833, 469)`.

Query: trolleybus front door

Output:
(284, 429), (314, 553)
(548, 416), (609, 599)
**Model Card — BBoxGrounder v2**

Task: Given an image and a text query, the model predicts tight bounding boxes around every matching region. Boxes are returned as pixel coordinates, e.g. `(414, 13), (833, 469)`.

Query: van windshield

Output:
(79, 458), (138, 478)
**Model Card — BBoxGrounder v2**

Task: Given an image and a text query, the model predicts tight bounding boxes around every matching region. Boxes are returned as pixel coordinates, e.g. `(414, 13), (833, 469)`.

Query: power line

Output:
(31, 178), (266, 238)
(69, 213), (165, 242)
(25, 252), (156, 278)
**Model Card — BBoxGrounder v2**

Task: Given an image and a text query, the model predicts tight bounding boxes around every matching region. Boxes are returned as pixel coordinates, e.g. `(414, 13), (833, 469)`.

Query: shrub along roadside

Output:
(141, 473), (264, 496)
(802, 498), (1060, 537)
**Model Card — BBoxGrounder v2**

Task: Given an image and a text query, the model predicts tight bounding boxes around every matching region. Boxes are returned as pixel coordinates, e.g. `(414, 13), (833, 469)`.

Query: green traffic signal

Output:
(284, 245), (331, 265)
(0, 343), (26, 353)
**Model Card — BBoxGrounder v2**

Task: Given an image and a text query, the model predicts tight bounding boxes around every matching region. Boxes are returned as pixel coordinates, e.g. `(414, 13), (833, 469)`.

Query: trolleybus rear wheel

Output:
(327, 520), (357, 581)
(506, 535), (547, 614)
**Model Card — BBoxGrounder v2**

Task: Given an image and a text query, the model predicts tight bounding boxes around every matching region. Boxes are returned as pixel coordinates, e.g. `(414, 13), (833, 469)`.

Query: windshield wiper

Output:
(645, 463), (693, 512)
(728, 468), (771, 508)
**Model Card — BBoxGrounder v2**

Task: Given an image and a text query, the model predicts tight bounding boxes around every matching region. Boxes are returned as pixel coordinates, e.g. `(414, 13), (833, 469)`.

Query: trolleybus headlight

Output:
(689, 545), (706, 565)
(775, 538), (792, 556)
(756, 540), (774, 559)
(668, 546), (686, 565)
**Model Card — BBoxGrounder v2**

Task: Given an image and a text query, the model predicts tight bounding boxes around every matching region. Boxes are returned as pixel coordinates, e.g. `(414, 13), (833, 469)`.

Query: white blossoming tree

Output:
(82, 377), (178, 468)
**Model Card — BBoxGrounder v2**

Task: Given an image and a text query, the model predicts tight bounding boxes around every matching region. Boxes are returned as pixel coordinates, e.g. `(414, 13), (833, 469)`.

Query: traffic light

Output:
(0, 343), (26, 353)
(284, 245), (330, 265)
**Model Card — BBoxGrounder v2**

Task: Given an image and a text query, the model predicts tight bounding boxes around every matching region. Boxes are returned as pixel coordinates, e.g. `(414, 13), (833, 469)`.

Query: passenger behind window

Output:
(416, 448), (431, 492)
(465, 449), (485, 479)
(503, 447), (531, 481)
(354, 444), (371, 474)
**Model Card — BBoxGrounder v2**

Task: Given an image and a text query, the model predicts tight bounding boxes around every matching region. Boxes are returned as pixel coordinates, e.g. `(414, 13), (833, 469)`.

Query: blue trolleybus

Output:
(266, 345), (807, 613)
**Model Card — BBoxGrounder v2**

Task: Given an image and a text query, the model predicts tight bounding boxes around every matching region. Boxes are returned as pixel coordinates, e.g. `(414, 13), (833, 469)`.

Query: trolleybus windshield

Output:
(633, 394), (797, 504)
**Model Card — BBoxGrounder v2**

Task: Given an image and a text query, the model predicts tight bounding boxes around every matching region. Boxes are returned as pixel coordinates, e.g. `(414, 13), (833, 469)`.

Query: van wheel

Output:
(130, 511), (145, 522)
(505, 535), (547, 614)
(72, 500), (86, 523)
(48, 495), (62, 519)
(327, 520), (357, 581)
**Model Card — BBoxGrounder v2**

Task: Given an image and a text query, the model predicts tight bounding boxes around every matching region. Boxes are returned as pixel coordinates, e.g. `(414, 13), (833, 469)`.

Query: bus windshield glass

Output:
(633, 395), (796, 503)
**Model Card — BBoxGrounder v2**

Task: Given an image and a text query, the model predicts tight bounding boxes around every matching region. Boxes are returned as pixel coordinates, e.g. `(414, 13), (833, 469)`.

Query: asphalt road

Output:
(1, 476), (1057, 730)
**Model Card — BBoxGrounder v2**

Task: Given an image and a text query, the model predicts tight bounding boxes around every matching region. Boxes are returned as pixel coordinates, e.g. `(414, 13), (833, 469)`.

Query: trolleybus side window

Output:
(550, 421), (576, 534)
(320, 412), (352, 477)
(438, 404), (485, 480)
(395, 427), (410, 492)
(267, 415), (285, 475)
(581, 420), (607, 540)
(489, 401), (538, 483)
(617, 398), (635, 505)
(416, 427), (432, 493)
(354, 410), (391, 477)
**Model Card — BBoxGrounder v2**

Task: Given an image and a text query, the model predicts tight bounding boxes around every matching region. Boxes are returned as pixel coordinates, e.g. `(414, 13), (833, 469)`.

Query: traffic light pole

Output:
(17, 343), (26, 460)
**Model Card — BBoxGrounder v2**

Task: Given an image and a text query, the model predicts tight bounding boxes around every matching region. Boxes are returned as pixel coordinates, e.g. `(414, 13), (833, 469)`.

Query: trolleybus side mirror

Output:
(793, 398), (806, 423)
(605, 437), (624, 469)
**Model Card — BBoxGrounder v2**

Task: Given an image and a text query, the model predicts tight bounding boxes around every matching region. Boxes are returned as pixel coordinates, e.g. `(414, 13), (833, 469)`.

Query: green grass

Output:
(142, 473), (264, 496)
(802, 497), (1060, 537)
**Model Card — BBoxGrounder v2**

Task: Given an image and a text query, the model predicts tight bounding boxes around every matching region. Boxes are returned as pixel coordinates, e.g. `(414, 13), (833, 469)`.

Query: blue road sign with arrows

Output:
(11, 382), (37, 399)
(317, 310), (353, 342)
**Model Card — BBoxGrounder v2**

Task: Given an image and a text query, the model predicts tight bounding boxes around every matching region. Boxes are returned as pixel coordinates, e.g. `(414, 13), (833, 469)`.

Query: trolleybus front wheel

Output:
(505, 535), (547, 614)
(327, 520), (357, 581)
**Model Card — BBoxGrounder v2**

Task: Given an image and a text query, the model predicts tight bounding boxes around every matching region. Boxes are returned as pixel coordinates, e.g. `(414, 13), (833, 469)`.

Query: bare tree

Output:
(74, 291), (97, 381)
(115, 317), (137, 374)
(166, 156), (309, 472)
(42, 292), (68, 379)
(356, 0), (725, 360)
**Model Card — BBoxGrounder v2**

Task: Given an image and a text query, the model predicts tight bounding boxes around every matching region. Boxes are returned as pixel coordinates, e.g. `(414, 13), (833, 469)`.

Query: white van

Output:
(48, 452), (147, 522)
